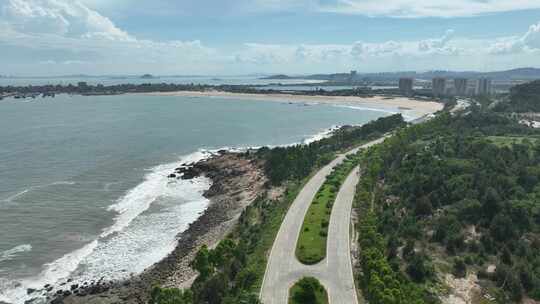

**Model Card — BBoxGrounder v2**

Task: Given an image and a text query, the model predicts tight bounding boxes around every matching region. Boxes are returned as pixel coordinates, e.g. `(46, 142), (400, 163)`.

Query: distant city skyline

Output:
(1, 0), (540, 76)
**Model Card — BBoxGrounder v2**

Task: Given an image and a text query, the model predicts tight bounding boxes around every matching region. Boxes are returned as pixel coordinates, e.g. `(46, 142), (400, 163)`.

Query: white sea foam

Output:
(50, 181), (76, 186)
(76, 176), (210, 281)
(0, 151), (213, 304)
(2, 189), (30, 203)
(0, 241), (98, 304)
(1, 181), (76, 203)
(333, 104), (398, 115)
(333, 104), (416, 121)
(102, 150), (211, 238)
(303, 126), (340, 144)
(0, 244), (32, 263)
(73, 150), (212, 281)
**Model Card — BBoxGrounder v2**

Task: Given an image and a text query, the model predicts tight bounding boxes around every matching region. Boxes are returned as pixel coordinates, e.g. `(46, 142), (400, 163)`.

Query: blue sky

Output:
(1, 0), (540, 76)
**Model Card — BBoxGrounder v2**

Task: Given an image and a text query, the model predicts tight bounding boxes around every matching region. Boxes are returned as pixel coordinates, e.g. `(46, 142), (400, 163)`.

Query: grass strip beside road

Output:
(295, 154), (358, 264)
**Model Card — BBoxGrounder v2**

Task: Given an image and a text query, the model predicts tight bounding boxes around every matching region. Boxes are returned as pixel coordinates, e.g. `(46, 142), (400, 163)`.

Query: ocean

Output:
(0, 92), (395, 303)
(0, 75), (321, 87)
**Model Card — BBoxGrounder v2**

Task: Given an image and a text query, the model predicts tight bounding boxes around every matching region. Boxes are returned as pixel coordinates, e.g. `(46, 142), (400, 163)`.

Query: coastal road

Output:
(260, 138), (385, 304)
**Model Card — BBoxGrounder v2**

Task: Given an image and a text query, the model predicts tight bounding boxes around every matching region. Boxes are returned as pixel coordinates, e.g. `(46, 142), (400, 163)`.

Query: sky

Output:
(1, 0), (540, 76)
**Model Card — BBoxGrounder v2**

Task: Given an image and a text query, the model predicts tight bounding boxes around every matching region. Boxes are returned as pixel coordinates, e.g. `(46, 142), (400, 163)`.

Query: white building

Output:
(399, 78), (414, 96)
(432, 78), (447, 97)
(454, 78), (468, 96)
(476, 78), (492, 96)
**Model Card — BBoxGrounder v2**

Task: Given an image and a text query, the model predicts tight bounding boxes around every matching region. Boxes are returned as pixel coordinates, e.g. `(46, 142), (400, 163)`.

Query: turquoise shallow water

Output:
(0, 93), (390, 302)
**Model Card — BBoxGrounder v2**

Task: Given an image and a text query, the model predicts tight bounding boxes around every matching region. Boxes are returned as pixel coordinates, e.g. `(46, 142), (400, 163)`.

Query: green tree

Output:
(490, 214), (516, 242)
(292, 277), (325, 304)
(191, 245), (213, 280)
(406, 253), (433, 282)
(209, 239), (237, 269)
(452, 258), (467, 278)
(150, 287), (193, 304)
(414, 196), (433, 216)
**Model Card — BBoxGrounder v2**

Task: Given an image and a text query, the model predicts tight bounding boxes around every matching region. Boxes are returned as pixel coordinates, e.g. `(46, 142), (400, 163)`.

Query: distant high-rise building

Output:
(350, 70), (358, 82)
(476, 78), (492, 95)
(454, 78), (468, 96)
(399, 78), (414, 96)
(432, 78), (447, 97)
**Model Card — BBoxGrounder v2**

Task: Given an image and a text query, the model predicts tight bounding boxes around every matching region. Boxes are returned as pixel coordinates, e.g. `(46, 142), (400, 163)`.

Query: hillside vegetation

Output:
(356, 110), (540, 303)
(495, 80), (540, 112)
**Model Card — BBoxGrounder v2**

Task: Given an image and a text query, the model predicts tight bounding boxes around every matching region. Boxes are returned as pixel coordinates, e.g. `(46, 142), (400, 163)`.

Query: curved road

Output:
(260, 138), (385, 304)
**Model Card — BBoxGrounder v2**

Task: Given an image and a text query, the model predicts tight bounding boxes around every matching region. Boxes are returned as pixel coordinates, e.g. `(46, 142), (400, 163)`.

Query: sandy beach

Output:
(140, 90), (444, 117)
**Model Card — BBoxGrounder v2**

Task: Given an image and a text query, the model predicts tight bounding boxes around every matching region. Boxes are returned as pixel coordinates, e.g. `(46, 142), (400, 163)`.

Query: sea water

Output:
(0, 93), (395, 303)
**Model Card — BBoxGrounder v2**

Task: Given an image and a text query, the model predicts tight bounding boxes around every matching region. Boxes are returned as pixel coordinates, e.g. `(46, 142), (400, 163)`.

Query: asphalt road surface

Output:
(260, 138), (385, 304)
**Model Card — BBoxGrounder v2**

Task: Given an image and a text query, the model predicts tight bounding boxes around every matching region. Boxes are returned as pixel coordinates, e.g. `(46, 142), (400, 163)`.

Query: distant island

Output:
(140, 74), (156, 79)
(261, 74), (295, 80)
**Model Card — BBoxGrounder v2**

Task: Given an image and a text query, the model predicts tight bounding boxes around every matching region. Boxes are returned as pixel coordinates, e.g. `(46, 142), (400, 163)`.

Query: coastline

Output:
(0, 96), (395, 304)
(137, 90), (443, 117)
(33, 102), (442, 304)
(57, 151), (269, 304)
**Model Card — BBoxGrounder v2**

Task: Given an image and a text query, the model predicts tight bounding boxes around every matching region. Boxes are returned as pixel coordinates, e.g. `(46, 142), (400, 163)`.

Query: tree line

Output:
(356, 108), (540, 303)
(257, 114), (406, 185)
(494, 79), (540, 112)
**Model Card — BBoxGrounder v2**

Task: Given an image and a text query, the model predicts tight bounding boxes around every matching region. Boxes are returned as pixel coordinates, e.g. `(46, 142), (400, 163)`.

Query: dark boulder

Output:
(180, 167), (200, 180)
(50, 297), (64, 304)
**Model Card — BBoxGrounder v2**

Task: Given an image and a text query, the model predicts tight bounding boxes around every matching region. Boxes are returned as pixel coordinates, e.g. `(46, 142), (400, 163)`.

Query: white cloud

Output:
(489, 21), (540, 54)
(236, 43), (353, 66)
(349, 30), (460, 59)
(234, 29), (463, 69)
(417, 29), (461, 55)
(1, 0), (131, 40)
(319, 0), (540, 18)
(523, 22), (540, 49)
(1, 0), (539, 75)
(0, 0), (223, 74)
(351, 40), (402, 58)
(235, 43), (293, 64)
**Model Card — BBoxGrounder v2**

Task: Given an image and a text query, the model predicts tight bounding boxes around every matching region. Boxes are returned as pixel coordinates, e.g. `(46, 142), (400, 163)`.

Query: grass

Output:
(486, 135), (539, 148)
(289, 277), (328, 304)
(295, 155), (358, 264)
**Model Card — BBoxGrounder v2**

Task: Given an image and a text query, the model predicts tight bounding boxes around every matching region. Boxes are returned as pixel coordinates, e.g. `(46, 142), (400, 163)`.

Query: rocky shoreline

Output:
(43, 151), (267, 304)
